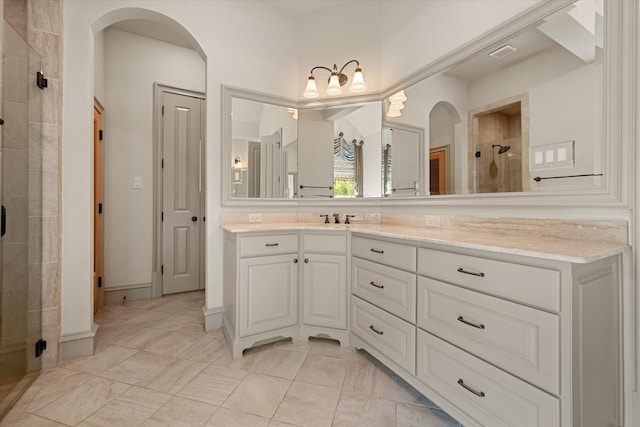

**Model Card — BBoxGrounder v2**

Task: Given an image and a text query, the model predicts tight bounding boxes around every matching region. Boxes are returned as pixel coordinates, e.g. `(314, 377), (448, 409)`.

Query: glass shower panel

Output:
(0, 20), (43, 418)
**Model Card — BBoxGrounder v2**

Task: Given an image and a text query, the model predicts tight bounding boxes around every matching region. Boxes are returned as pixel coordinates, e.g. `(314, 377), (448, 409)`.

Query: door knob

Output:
(191, 216), (198, 222)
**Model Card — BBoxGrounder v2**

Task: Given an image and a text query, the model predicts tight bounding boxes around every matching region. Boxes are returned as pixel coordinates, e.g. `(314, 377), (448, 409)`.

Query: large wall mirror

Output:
(223, 0), (626, 204)
(385, 0), (604, 196)
(223, 87), (298, 199)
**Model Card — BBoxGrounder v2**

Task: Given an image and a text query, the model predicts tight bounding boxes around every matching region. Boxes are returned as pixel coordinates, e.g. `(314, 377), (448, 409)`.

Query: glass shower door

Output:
(0, 20), (44, 418)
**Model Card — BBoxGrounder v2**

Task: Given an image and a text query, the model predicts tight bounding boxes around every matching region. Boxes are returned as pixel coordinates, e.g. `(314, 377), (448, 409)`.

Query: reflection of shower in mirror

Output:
(492, 144), (511, 154)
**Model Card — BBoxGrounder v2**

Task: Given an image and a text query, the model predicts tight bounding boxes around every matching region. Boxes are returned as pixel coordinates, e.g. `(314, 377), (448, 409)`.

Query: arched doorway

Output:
(92, 10), (207, 309)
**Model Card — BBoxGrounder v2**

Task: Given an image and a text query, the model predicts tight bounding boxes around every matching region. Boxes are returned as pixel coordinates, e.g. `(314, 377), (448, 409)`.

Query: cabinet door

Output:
(303, 254), (347, 329)
(239, 254), (298, 337)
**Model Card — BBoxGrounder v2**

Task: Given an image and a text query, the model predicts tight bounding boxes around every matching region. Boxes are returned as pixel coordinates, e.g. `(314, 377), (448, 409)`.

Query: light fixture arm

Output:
(309, 65), (334, 76)
(337, 59), (360, 76)
(303, 59), (366, 98)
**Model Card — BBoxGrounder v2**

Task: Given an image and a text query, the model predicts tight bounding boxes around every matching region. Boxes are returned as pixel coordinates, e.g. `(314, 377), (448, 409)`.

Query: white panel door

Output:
(303, 254), (347, 329)
(162, 92), (202, 295)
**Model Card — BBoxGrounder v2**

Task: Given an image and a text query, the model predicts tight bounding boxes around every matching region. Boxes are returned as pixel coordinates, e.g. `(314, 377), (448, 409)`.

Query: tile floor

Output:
(1, 291), (463, 427)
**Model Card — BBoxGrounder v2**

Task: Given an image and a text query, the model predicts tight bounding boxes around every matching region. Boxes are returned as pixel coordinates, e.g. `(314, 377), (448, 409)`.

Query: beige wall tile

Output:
(27, 29), (59, 78)
(4, 0), (27, 40)
(27, 0), (60, 34)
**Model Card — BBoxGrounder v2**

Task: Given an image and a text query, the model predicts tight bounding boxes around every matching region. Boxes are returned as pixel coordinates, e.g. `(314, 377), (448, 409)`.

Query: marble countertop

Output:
(221, 222), (629, 264)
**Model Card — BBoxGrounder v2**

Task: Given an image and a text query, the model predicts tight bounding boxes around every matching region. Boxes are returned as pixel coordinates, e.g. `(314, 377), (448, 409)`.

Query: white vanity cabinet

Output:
(350, 235), (417, 374)
(349, 235), (621, 427)
(300, 232), (349, 345)
(223, 231), (300, 358)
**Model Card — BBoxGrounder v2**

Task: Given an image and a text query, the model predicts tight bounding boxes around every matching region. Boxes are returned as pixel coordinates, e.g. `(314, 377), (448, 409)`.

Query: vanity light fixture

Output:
(233, 156), (242, 169)
(386, 90), (407, 118)
(303, 59), (366, 98)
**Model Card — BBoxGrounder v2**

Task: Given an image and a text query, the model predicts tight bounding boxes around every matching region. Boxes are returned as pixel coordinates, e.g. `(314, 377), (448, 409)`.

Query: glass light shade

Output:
(386, 106), (402, 117)
(389, 101), (405, 111)
(350, 68), (366, 92)
(389, 90), (407, 103)
(326, 74), (342, 95)
(303, 76), (319, 98)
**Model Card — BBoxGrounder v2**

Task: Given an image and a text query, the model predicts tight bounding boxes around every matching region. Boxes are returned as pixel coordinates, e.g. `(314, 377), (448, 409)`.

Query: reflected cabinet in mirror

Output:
(386, 0), (604, 195)
(223, 0), (627, 204)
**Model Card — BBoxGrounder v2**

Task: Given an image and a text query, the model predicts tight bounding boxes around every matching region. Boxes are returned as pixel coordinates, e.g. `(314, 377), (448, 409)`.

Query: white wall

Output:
(94, 30), (105, 104)
(102, 27), (205, 289)
(62, 0), (297, 337)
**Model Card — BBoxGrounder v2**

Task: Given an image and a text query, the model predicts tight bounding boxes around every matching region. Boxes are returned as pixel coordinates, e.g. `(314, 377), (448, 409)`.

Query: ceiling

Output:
(262, 0), (366, 18)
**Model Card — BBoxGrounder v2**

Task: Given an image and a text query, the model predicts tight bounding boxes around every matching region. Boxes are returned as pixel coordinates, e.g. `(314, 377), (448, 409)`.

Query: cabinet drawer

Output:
(417, 330), (559, 427)
(352, 236), (416, 272)
(418, 277), (559, 394)
(418, 248), (560, 312)
(240, 234), (299, 257)
(303, 233), (347, 254)
(351, 296), (416, 374)
(352, 257), (416, 322)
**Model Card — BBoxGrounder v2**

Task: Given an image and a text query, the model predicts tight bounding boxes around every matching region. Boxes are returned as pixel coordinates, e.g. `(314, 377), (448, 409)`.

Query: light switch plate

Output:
(133, 177), (142, 189)
(530, 140), (575, 171)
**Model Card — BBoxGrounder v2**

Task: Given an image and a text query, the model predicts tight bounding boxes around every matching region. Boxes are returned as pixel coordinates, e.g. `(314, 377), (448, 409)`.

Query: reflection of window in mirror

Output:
(298, 102), (381, 199)
(333, 132), (364, 198)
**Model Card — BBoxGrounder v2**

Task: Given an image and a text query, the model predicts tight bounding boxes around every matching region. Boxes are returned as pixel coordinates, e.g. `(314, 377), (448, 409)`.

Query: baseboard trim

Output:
(104, 283), (152, 304)
(203, 306), (224, 331)
(60, 324), (98, 361)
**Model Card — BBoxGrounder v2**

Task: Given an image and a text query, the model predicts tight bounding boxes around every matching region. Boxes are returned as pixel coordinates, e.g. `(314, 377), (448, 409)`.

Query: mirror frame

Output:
(222, 0), (635, 208)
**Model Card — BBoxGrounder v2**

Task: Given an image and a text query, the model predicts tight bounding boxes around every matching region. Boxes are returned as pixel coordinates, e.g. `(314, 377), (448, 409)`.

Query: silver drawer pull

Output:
(458, 379), (485, 397)
(369, 281), (384, 289)
(370, 248), (384, 254)
(457, 267), (485, 277)
(265, 243), (279, 247)
(369, 325), (384, 335)
(457, 316), (485, 330)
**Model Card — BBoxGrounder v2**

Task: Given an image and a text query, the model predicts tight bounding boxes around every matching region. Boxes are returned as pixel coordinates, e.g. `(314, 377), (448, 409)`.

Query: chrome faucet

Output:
(345, 215), (355, 224)
(333, 213), (340, 224)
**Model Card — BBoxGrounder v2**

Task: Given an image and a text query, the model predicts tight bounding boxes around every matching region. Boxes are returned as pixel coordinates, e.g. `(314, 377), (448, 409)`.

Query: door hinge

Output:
(35, 339), (47, 358)
(161, 265), (164, 275)
(99, 130), (104, 141)
(162, 105), (165, 115)
(162, 158), (164, 168)
(97, 276), (102, 288)
(161, 212), (164, 221)
(98, 203), (103, 214)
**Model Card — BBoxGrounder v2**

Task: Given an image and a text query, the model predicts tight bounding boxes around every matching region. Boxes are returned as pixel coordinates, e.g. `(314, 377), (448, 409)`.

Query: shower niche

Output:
(469, 94), (529, 193)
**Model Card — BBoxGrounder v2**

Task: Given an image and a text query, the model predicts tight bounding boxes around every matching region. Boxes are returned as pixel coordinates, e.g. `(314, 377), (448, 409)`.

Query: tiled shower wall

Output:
(1, 0), (62, 370)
